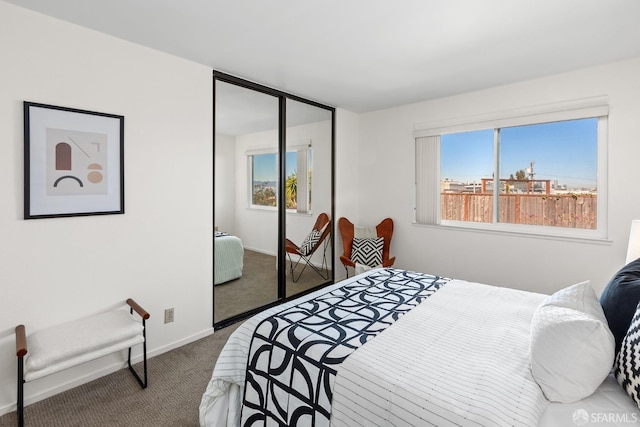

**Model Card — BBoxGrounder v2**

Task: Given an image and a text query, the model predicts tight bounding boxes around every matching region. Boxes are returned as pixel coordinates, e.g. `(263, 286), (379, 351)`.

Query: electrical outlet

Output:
(164, 308), (174, 324)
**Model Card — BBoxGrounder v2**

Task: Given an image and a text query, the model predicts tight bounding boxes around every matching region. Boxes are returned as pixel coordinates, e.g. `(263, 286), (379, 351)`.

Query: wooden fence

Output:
(441, 193), (597, 229)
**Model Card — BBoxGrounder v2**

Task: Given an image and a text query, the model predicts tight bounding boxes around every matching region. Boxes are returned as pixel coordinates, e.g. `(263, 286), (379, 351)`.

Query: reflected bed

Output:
(214, 232), (244, 285)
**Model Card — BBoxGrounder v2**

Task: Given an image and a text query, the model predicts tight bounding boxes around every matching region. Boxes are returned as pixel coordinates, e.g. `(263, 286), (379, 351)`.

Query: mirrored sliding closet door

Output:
(213, 72), (335, 328)
(284, 100), (333, 298)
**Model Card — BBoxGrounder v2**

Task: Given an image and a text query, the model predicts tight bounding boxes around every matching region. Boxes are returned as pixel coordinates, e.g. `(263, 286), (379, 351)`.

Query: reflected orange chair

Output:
(286, 213), (332, 282)
(338, 217), (395, 276)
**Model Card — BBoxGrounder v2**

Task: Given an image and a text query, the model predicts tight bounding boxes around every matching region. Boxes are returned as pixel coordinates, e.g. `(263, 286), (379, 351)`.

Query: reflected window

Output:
(250, 153), (277, 207)
(248, 147), (312, 212)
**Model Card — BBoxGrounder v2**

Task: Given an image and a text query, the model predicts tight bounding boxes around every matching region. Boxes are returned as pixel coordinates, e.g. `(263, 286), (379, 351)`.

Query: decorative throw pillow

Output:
(615, 301), (640, 408)
(350, 237), (383, 268)
(530, 281), (615, 403)
(299, 229), (322, 256)
(600, 258), (640, 354)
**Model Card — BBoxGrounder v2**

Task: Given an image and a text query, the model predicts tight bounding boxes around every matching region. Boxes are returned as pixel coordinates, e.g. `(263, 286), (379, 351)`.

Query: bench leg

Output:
(127, 315), (148, 389)
(17, 355), (24, 427)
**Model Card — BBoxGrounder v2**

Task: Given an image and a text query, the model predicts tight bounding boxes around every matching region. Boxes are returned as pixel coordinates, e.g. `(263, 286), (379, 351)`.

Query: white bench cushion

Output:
(24, 310), (144, 382)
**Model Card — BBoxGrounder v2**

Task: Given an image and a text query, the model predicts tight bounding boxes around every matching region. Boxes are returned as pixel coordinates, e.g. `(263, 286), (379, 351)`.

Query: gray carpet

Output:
(214, 249), (332, 323)
(0, 322), (241, 427)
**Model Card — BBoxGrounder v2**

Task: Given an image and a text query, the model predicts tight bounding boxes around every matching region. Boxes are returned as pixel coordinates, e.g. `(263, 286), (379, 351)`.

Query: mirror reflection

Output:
(214, 81), (280, 324)
(284, 100), (333, 298)
(213, 76), (334, 327)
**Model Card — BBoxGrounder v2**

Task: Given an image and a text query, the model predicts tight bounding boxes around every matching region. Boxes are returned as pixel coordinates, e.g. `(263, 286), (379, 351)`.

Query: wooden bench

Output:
(15, 298), (150, 427)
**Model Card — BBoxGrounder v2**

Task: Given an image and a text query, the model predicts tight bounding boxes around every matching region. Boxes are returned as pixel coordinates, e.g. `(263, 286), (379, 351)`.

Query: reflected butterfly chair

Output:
(338, 217), (395, 277)
(285, 213), (332, 283)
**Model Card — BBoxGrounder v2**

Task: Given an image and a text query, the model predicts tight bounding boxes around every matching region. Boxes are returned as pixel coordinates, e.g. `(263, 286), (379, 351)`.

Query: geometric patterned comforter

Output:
(241, 268), (449, 427)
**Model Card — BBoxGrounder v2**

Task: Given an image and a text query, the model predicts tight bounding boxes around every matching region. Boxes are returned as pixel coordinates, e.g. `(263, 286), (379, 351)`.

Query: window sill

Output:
(247, 206), (312, 216)
(412, 221), (612, 245)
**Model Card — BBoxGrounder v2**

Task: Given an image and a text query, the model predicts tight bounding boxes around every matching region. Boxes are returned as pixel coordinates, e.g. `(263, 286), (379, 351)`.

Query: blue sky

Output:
(253, 152), (298, 182)
(441, 118), (598, 189)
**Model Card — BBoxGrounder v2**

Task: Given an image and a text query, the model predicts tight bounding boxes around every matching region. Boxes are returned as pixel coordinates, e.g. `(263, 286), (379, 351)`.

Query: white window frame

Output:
(246, 142), (312, 213)
(246, 147), (278, 211)
(289, 139), (312, 214)
(414, 97), (609, 241)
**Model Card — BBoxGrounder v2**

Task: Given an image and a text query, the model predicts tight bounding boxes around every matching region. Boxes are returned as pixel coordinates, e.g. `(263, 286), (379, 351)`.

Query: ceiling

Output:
(216, 79), (332, 136)
(5, 0), (640, 113)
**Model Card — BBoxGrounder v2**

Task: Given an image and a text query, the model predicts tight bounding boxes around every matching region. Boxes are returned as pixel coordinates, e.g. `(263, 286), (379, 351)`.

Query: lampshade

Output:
(626, 220), (640, 264)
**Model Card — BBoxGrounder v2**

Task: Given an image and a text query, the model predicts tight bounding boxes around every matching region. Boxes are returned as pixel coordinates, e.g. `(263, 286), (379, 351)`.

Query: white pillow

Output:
(529, 281), (615, 403)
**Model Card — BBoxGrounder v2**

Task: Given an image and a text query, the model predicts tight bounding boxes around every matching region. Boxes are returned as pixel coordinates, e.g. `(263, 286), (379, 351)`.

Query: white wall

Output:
(334, 108), (361, 280)
(355, 58), (640, 296)
(214, 133), (236, 234)
(0, 2), (213, 414)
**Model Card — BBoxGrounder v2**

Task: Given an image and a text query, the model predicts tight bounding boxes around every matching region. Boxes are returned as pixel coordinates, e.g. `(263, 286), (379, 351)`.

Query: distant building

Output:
(441, 178), (595, 195)
(441, 179), (481, 193)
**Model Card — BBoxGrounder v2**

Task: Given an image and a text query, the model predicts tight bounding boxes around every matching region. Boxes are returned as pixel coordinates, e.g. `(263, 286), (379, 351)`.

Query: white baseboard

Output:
(242, 246), (276, 257)
(0, 327), (215, 417)
(147, 327), (214, 359)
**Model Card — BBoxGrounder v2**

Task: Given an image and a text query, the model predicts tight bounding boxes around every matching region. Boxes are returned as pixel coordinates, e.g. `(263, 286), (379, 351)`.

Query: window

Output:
(250, 152), (278, 207)
(249, 146), (312, 212)
(415, 100), (608, 239)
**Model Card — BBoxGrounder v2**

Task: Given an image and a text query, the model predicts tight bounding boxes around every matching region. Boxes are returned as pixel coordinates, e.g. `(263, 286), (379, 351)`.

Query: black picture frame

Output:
(24, 102), (124, 219)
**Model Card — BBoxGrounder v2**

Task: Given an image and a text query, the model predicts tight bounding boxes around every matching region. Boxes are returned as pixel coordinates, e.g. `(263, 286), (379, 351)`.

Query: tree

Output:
(253, 182), (276, 206)
(285, 171), (297, 209)
(515, 169), (526, 180)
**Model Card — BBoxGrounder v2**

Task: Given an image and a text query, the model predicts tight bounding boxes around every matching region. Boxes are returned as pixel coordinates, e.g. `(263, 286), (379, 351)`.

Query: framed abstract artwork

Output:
(24, 102), (124, 219)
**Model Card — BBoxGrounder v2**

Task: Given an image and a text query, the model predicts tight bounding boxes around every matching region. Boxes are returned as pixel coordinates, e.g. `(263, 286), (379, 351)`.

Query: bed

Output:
(200, 267), (640, 426)
(214, 231), (244, 285)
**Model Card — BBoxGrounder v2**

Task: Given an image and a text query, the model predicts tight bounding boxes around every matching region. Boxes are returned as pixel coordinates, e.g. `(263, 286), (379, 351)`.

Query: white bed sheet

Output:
(540, 373), (639, 426)
(214, 235), (244, 285)
(331, 280), (548, 427)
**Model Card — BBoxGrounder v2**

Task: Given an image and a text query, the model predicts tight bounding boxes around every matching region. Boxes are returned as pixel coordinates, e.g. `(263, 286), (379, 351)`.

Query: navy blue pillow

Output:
(600, 258), (640, 354)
